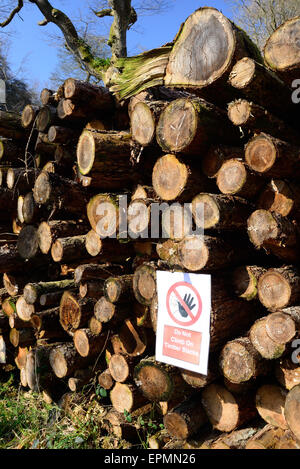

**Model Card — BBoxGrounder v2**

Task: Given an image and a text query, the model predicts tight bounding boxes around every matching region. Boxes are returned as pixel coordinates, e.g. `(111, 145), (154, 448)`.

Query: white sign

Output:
(155, 270), (211, 375)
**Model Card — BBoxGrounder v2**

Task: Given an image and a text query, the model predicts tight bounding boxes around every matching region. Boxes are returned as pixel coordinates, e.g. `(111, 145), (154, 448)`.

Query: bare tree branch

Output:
(0, 0), (23, 28)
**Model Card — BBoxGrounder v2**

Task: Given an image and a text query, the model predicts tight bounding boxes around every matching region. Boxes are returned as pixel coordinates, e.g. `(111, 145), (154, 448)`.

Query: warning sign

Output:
(155, 271), (211, 375)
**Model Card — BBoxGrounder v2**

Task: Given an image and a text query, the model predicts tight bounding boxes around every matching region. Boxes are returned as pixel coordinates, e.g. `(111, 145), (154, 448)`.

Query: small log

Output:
(247, 210), (298, 261)
(9, 328), (35, 348)
(3, 273), (26, 297)
(22, 192), (39, 224)
(15, 296), (35, 322)
(85, 230), (102, 257)
(88, 316), (103, 335)
(284, 384), (300, 442)
(94, 297), (130, 326)
(152, 153), (213, 202)
(68, 368), (94, 392)
(2, 296), (19, 317)
(110, 382), (150, 414)
(21, 104), (39, 128)
(219, 337), (269, 384)
(216, 159), (265, 199)
(15, 346), (28, 370)
(74, 263), (125, 285)
(202, 145), (243, 179)
(36, 105), (59, 132)
(17, 225), (40, 260)
(86, 193), (119, 238)
(51, 235), (87, 263)
(24, 279), (75, 304)
(256, 384), (288, 429)
(64, 79), (114, 112)
(257, 267), (300, 311)
(192, 193), (253, 231)
(245, 424), (286, 449)
(131, 100), (169, 146)
(9, 313), (33, 329)
(73, 329), (107, 357)
(59, 291), (95, 334)
(40, 88), (58, 107)
(37, 220), (88, 255)
(108, 353), (136, 383)
(245, 133), (300, 179)
(156, 96), (239, 154)
(232, 266), (266, 301)
(98, 369), (114, 390)
(265, 311), (297, 345)
(180, 367), (218, 389)
(134, 357), (193, 402)
(201, 383), (257, 432)
(229, 57), (297, 123)
(249, 317), (286, 360)
(48, 125), (80, 144)
(39, 291), (64, 308)
(30, 307), (61, 334)
(228, 99), (300, 144)
(163, 395), (207, 440)
(276, 357), (300, 391)
(79, 281), (104, 299)
(133, 263), (156, 305)
(33, 171), (89, 215)
(258, 180), (300, 219)
(49, 342), (92, 378)
(103, 274), (133, 303)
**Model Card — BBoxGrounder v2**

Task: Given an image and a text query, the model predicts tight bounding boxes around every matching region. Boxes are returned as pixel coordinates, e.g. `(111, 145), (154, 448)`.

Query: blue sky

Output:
(2, 1), (232, 91)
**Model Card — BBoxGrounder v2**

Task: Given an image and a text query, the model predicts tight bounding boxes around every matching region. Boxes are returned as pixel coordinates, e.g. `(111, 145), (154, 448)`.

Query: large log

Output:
(245, 133), (300, 179)
(264, 17), (300, 85)
(156, 97), (239, 155)
(59, 292), (95, 334)
(36, 105), (60, 133)
(21, 104), (39, 129)
(51, 235), (87, 263)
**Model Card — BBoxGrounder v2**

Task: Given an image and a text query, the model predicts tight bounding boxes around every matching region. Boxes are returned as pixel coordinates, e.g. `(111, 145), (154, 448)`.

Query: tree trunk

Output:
(23, 279), (75, 305)
(245, 133), (300, 179)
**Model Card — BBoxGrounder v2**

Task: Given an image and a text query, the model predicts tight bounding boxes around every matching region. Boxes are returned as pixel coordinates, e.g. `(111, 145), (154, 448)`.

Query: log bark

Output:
(216, 159), (265, 199)
(245, 424), (286, 449)
(276, 357), (300, 391)
(103, 274), (133, 303)
(0, 139), (23, 163)
(36, 105), (60, 133)
(64, 79), (114, 112)
(49, 342), (93, 378)
(156, 97), (239, 155)
(51, 235), (87, 263)
(68, 368), (94, 392)
(94, 296), (130, 326)
(110, 382), (151, 415)
(79, 281), (104, 299)
(245, 133), (300, 179)
(201, 145), (243, 179)
(9, 328), (35, 348)
(17, 225), (40, 260)
(47, 125), (80, 144)
(219, 337), (270, 384)
(257, 267), (300, 311)
(74, 263), (125, 285)
(202, 383), (257, 432)
(163, 395), (207, 440)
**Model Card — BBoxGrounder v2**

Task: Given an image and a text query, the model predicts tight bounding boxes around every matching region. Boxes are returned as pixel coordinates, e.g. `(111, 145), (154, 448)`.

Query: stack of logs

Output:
(0, 7), (299, 450)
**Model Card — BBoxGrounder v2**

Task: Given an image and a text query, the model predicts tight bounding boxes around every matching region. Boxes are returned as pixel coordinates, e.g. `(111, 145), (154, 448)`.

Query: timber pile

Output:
(0, 7), (299, 449)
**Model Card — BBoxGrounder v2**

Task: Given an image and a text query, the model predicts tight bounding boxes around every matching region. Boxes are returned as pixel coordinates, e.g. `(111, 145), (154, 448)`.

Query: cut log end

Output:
(131, 102), (155, 146)
(245, 134), (276, 174)
(77, 131), (95, 176)
(258, 270), (292, 310)
(247, 210), (278, 248)
(152, 154), (188, 201)
(217, 159), (246, 195)
(229, 57), (256, 88)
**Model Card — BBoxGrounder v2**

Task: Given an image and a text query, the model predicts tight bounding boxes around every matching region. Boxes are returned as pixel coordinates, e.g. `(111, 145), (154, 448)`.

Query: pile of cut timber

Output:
(0, 7), (299, 449)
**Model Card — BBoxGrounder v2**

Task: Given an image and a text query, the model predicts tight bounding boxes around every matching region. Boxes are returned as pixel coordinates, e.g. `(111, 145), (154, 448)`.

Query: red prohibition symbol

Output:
(166, 281), (202, 327)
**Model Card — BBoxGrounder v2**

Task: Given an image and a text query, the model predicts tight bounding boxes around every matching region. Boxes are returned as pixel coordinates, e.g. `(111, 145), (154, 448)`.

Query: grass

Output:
(0, 370), (128, 449)
(0, 370), (163, 449)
